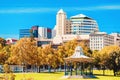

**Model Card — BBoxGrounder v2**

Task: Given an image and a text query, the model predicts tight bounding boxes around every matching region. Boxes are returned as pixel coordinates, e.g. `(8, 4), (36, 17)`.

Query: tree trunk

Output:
(113, 69), (117, 76)
(59, 64), (61, 72)
(38, 66), (40, 73)
(54, 68), (56, 72)
(25, 65), (27, 72)
(31, 65), (33, 72)
(43, 65), (45, 72)
(48, 65), (51, 73)
(103, 66), (105, 76)
(113, 65), (118, 76)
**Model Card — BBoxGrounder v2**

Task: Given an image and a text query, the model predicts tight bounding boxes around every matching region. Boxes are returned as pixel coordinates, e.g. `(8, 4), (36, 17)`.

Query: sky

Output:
(0, 0), (120, 39)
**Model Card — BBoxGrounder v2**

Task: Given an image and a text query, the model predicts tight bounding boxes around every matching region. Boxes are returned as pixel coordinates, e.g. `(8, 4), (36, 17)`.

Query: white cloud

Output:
(98, 5), (120, 10)
(0, 8), (58, 13)
(74, 5), (120, 11)
(0, 5), (119, 14)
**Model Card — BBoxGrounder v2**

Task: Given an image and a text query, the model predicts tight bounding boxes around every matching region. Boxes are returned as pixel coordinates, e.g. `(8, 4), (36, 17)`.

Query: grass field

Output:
(0, 70), (120, 80)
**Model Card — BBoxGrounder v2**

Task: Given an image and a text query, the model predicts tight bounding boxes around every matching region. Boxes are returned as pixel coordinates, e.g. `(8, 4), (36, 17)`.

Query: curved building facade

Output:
(70, 14), (99, 35)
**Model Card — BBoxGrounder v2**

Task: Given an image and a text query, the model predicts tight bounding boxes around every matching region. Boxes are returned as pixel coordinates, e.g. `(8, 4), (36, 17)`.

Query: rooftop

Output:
(57, 9), (65, 14)
(70, 14), (92, 20)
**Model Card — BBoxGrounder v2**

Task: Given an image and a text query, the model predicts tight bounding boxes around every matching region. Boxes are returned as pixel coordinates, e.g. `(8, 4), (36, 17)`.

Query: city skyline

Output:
(0, 0), (120, 39)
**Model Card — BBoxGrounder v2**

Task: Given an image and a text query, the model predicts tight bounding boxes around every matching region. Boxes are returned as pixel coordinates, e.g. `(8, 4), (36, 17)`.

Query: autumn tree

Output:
(56, 39), (92, 72)
(3, 64), (11, 73)
(37, 47), (43, 72)
(0, 45), (11, 64)
(52, 49), (61, 72)
(92, 50), (101, 69)
(9, 38), (38, 72)
(42, 45), (55, 72)
(57, 46), (66, 71)
(99, 45), (120, 76)
(64, 39), (78, 57)
(61, 39), (91, 58)
(0, 37), (6, 47)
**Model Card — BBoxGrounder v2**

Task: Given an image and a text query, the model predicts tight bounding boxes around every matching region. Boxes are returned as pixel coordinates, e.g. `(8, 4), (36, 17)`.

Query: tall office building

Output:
(90, 32), (114, 51)
(56, 9), (67, 36)
(70, 14), (99, 35)
(54, 9), (99, 37)
(19, 29), (31, 39)
(53, 9), (99, 45)
(38, 27), (51, 39)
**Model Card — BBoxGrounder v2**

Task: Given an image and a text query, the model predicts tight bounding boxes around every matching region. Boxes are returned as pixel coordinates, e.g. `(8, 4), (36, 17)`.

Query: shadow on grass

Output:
(67, 75), (99, 79)
(85, 75), (99, 79)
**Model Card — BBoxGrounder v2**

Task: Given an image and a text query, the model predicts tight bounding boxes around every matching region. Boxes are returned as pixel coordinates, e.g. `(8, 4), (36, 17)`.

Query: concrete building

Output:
(53, 9), (99, 45)
(54, 9), (99, 44)
(38, 27), (52, 39)
(54, 9), (99, 37)
(90, 32), (114, 51)
(110, 33), (120, 47)
(70, 14), (99, 35)
(53, 34), (89, 45)
(56, 9), (67, 36)
(37, 38), (52, 47)
(65, 20), (71, 34)
(52, 25), (56, 38)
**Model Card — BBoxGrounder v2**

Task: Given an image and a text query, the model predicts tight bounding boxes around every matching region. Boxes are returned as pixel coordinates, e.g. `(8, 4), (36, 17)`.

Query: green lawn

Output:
(0, 70), (120, 80)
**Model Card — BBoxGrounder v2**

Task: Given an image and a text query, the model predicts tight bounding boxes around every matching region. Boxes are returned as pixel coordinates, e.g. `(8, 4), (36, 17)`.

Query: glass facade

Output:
(20, 26), (52, 43)
(38, 27), (52, 39)
(70, 14), (99, 35)
(32, 26), (39, 38)
(47, 29), (52, 39)
(19, 29), (30, 39)
(37, 41), (51, 46)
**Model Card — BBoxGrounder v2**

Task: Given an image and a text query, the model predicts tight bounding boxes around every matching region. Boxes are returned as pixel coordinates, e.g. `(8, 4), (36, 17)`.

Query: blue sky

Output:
(0, 0), (120, 39)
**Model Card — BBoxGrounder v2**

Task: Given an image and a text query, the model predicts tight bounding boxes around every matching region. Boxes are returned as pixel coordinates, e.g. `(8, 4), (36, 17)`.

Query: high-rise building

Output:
(53, 9), (100, 45)
(56, 9), (67, 36)
(90, 32), (114, 51)
(54, 9), (99, 37)
(70, 14), (99, 35)
(38, 27), (52, 39)
(19, 29), (31, 39)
